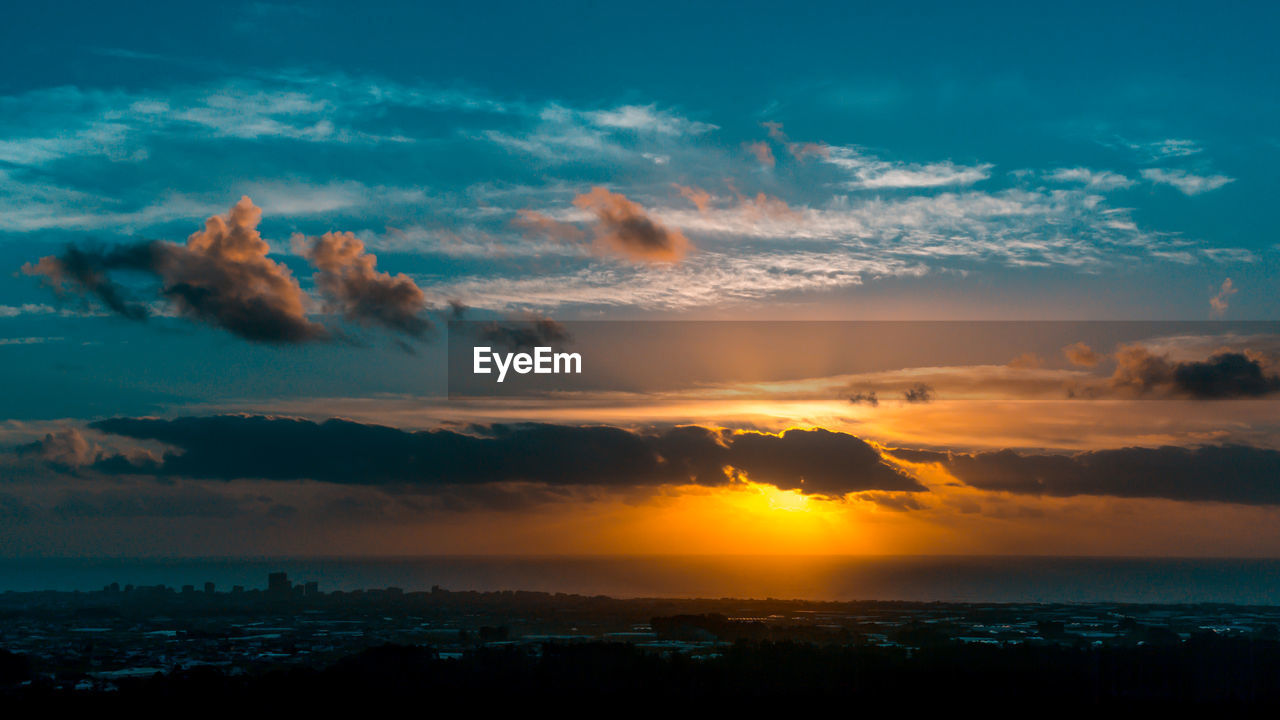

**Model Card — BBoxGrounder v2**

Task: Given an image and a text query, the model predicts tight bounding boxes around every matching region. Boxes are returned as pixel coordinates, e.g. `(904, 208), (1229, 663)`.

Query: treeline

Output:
(9, 636), (1280, 708)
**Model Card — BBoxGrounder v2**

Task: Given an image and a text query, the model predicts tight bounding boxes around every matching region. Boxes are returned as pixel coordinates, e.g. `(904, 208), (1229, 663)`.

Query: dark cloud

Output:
(1174, 352), (1280, 398)
(83, 415), (922, 498)
(473, 318), (571, 351)
(20, 243), (156, 320)
(944, 445), (1280, 505)
(51, 488), (249, 519)
(23, 197), (328, 343)
(848, 391), (879, 407)
(1110, 346), (1280, 398)
(903, 383), (935, 403)
(725, 428), (920, 495)
(0, 493), (32, 521)
(857, 491), (926, 512)
(293, 231), (430, 337)
(572, 187), (690, 262)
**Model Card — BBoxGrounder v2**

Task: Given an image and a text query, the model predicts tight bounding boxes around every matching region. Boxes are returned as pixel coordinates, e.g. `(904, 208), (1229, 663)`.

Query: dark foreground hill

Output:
(8, 635), (1280, 711)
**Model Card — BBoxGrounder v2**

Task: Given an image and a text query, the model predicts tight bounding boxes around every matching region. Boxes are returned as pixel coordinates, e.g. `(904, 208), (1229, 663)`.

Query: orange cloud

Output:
(23, 196), (328, 342)
(738, 192), (800, 221)
(1210, 277), (1237, 316)
(1007, 352), (1045, 369)
(760, 121), (828, 160)
(744, 141), (775, 168)
(512, 209), (586, 244)
(572, 187), (691, 262)
(293, 231), (430, 336)
(1062, 341), (1103, 367)
(674, 184), (713, 213)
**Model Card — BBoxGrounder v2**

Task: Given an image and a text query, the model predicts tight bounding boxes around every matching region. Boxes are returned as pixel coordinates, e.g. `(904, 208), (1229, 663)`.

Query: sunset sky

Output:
(2, 1), (1279, 558)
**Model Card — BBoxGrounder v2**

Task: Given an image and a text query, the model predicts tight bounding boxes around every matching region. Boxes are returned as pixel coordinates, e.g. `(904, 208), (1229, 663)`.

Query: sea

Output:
(4, 556), (1280, 604)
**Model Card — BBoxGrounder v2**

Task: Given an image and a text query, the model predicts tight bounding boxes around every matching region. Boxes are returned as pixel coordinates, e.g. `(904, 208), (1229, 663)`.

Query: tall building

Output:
(267, 572), (291, 596)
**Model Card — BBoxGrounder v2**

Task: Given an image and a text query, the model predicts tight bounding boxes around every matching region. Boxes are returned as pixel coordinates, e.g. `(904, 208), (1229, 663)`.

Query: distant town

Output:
(4, 571), (1280, 700)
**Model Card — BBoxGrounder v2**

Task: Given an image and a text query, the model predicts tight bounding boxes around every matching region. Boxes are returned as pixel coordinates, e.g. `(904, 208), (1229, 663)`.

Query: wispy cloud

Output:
(823, 145), (992, 189)
(1046, 167), (1134, 191)
(1141, 168), (1235, 195)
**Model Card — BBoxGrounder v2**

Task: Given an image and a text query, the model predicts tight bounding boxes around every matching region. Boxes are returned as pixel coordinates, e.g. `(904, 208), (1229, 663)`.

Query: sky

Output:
(1, 1), (1279, 558)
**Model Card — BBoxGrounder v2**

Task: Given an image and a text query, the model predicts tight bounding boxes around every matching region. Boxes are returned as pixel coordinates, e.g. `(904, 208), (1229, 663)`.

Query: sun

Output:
(758, 484), (812, 512)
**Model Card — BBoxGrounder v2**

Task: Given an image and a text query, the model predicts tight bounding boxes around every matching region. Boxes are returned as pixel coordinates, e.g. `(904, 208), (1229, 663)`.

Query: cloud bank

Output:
(74, 415), (921, 498)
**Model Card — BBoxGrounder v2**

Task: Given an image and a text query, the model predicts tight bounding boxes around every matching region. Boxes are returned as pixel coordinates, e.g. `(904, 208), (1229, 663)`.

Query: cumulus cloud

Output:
(293, 231), (430, 336)
(1141, 168), (1234, 195)
(82, 416), (923, 498)
(22, 197), (448, 343)
(572, 187), (691, 262)
(17, 428), (101, 470)
(1210, 278), (1237, 316)
(1108, 345), (1280, 399)
(1062, 341), (1104, 367)
(23, 196), (328, 342)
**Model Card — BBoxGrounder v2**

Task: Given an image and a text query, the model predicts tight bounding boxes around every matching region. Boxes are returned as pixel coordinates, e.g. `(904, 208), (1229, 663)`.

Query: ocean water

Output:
(4, 556), (1280, 604)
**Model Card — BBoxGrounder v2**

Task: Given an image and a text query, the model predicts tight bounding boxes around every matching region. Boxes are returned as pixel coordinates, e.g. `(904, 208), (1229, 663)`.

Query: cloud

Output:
(1116, 137), (1203, 161)
(903, 383), (935, 403)
(848, 391), (879, 407)
(583, 105), (717, 136)
(21, 244), (156, 320)
(22, 197), (446, 343)
(572, 187), (691, 262)
(823, 146), (991, 189)
(855, 491), (925, 511)
(1046, 167), (1133, 191)
(1210, 278), (1237, 316)
(760, 121), (828, 161)
(674, 184), (713, 213)
(17, 428), (101, 470)
(943, 444), (1280, 505)
(1062, 341), (1103, 367)
(293, 231), (430, 337)
(1141, 168), (1234, 195)
(512, 209), (587, 244)
(744, 141), (775, 167)
(23, 196), (328, 343)
(1006, 353), (1045, 369)
(1108, 345), (1280, 399)
(82, 416), (923, 498)
(471, 318), (571, 351)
